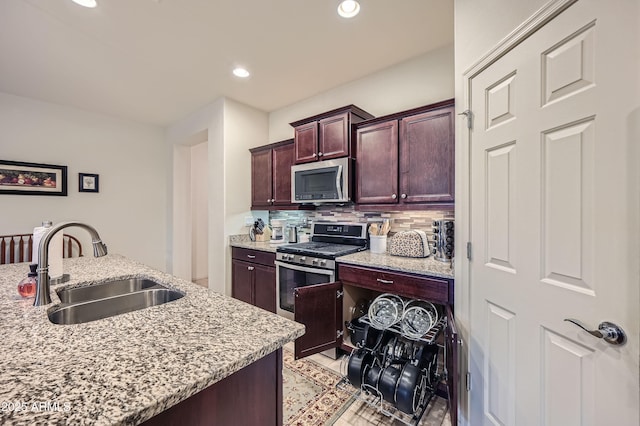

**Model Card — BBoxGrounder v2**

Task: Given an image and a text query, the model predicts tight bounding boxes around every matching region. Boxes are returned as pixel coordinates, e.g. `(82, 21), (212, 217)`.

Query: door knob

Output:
(564, 318), (627, 345)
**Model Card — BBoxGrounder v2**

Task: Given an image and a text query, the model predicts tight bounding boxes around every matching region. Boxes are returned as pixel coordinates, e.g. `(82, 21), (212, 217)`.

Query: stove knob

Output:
(320, 260), (327, 266)
(288, 255), (294, 261)
(312, 258), (319, 265)
(299, 257), (306, 263)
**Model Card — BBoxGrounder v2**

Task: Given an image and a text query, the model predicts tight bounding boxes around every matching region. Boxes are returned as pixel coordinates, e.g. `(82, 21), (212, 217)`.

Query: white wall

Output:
(0, 92), (167, 270)
(268, 45), (455, 142)
(191, 141), (208, 280)
(219, 98), (270, 295)
(167, 97), (268, 295)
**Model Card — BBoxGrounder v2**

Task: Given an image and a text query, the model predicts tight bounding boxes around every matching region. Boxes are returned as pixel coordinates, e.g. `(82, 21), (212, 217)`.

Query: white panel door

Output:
(467, 0), (639, 425)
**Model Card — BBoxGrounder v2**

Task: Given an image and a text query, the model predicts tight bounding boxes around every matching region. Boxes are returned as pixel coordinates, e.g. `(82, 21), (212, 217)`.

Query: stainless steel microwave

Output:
(291, 157), (351, 203)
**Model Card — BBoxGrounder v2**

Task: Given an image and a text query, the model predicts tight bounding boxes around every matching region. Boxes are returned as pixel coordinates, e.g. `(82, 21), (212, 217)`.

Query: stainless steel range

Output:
(275, 222), (368, 320)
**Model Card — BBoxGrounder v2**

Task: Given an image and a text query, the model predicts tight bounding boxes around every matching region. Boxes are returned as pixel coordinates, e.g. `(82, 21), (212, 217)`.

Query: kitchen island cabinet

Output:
(0, 255), (304, 425)
(355, 99), (455, 210)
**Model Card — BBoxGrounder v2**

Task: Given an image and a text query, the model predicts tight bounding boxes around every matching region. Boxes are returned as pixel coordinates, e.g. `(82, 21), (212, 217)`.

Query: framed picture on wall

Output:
(79, 173), (99, 193)
(0, 160), (67, 196)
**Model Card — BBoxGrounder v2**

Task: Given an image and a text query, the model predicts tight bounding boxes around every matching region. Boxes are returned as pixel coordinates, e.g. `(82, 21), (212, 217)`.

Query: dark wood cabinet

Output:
(250, 139), (300, 210)
(290, 105), (374, 164)
(355, 99), (455, 210)
(355, 120), (399, 204)
(142, 349), (282, 426)
(292, 263), (457, 425)
(231, 247), (276, 313)
(293, 281), (343, 359)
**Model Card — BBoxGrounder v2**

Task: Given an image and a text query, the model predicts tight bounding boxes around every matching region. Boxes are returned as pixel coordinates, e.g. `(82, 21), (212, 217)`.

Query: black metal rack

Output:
(338, 316), (448, 426)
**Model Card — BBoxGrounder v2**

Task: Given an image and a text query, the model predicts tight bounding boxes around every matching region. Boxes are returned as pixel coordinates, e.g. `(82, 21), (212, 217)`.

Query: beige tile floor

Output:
(288, 343), (452, 425)
(193, 278), (208, 288)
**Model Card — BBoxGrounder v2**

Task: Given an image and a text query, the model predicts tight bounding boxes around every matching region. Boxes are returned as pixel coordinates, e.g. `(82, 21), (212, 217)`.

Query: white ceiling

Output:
(0, 0), (453, 126)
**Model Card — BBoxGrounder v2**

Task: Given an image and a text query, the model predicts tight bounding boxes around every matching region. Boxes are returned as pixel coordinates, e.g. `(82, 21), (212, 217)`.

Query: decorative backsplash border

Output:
(269, 206), (454, 235)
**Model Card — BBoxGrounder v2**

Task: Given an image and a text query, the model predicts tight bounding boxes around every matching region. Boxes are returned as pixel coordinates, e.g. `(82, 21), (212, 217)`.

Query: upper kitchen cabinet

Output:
(250, 139), (298, 210)
(290, 105), (374, 164)
(355, 99), (455, 210)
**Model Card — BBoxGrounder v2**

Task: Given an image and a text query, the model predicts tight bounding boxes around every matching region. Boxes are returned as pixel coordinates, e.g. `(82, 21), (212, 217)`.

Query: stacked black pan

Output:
(346, 294), (441, 416)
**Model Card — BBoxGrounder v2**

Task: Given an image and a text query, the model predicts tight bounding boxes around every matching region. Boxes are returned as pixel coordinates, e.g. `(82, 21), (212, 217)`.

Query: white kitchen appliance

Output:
(269, 219), (287, 245)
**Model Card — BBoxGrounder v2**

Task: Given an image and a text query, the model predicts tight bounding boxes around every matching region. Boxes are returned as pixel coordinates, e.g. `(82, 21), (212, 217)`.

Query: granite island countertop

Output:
(0, 254), (305, 426)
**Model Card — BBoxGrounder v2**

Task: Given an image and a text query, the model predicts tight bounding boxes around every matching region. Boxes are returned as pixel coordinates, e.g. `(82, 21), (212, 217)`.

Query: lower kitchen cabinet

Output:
(232, 247), (276, 313)
(293, 263), (458, 425)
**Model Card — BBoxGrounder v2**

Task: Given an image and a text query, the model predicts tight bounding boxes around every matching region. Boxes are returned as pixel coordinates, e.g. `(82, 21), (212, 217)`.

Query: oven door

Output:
(275, 260), (335, 320)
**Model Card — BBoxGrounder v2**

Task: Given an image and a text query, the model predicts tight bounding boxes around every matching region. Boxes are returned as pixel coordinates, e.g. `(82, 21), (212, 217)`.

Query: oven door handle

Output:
(275, 260), (336, 279)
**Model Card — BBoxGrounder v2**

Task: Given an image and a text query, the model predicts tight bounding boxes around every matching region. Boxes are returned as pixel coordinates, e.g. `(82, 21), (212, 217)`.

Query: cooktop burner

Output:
(278, 242), (364, 258)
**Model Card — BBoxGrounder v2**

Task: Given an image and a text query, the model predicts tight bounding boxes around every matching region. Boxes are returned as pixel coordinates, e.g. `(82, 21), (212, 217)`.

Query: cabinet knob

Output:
(391, 194), (397, 199)
(401, 193), (407, 199)
(247, 254), (256, 259)
(247, 266), (254, 271)
(318, 152), (323, 157)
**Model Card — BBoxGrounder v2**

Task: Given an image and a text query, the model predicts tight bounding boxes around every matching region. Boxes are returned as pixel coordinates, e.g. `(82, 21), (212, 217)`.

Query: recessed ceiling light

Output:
(337, 0), (360, 18)
(233, 67), (250, 78)
(71, 0), (97, 8)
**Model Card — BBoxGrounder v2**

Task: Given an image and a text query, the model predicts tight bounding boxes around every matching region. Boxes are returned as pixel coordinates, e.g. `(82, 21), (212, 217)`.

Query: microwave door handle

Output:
(336, 165), (343, 201)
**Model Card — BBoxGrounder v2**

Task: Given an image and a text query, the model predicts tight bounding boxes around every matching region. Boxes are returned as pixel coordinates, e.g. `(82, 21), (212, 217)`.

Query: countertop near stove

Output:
(337, 251), (454, 280)
(0, 254), (304, 425)
(228, 235), (454, 279)
(229, 234), (281, 253)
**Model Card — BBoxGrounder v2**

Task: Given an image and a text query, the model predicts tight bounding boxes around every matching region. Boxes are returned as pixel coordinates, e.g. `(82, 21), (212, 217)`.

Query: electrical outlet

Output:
(244, 216), (254, 226)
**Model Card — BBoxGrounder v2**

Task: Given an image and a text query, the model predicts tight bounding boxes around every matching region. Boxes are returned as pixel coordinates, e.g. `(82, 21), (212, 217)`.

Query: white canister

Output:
(32, 221), (63, 279)
(370, 235), (387, 254)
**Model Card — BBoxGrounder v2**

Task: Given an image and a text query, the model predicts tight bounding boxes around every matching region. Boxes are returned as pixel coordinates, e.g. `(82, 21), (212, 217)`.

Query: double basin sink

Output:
(48, 278), (184, 325)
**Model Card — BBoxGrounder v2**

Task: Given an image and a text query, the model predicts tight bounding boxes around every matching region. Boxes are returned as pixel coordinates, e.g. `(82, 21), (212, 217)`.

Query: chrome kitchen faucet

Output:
(34, 221), (108, 306)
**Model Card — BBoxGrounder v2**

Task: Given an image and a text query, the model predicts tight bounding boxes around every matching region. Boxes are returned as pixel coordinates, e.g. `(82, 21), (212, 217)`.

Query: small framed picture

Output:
(79, 173), (99, 193)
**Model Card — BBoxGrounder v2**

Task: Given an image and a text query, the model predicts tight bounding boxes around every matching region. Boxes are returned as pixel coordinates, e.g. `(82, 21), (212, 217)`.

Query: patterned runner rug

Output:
(283, 348), (353, 425)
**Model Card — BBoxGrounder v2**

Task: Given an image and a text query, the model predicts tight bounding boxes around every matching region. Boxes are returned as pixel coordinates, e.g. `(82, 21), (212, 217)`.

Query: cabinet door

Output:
(231, 259), (253, 305)
(294, 281), (342, 360)
(251, 148), (273, 208)
(294, 122), (318, 164)
(318, 112), (349, 160)
(445, 304), (459, 426)
(399, 106), (455, 203)
(271, 142), (294, 206)
(355, 120), (399, 204)
(253, 264), (276, 313)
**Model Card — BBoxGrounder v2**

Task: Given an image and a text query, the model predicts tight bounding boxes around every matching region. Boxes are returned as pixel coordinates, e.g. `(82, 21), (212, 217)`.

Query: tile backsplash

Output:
(268, 206), (454, 235)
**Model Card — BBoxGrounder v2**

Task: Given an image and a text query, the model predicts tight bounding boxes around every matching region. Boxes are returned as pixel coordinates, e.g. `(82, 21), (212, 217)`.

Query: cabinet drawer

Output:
(338, 264), (451, 305)
(232, 247), (276, 268)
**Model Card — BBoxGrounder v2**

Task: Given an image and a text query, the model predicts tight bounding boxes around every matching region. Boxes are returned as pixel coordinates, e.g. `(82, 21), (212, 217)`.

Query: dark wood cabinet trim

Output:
(445, 305), (458, 426)
(294, 281), (343, 359)
(338, 264), (451, 305)
(232, 247), (276, 267)
(289, 105), (374, 127)
(354, 99), (454, 129)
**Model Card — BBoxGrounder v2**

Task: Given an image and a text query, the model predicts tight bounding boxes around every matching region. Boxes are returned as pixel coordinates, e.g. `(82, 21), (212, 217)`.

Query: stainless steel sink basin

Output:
(57, 278), (164, 303)
(48, 288), (184, 325)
